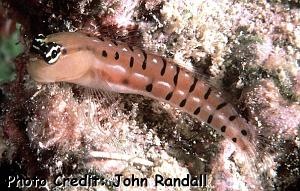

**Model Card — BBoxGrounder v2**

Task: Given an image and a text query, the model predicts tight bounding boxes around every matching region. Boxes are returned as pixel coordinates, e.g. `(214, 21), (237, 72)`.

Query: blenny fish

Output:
(27, 32), (257, 158)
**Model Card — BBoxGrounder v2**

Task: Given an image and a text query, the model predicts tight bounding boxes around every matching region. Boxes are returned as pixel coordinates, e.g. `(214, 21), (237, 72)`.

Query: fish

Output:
(27, 32), (258, 158)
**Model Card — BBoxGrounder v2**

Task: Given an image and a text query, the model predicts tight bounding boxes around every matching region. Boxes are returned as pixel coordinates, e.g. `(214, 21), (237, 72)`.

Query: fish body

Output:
(27, 32), (256, 155)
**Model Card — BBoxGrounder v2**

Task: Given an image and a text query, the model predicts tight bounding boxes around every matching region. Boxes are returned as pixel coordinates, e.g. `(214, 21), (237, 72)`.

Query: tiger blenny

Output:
(27, 32), (257, 157)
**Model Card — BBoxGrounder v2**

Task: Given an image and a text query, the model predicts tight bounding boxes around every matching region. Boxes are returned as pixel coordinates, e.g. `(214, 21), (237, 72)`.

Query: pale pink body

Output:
(27, 32), (256, 154)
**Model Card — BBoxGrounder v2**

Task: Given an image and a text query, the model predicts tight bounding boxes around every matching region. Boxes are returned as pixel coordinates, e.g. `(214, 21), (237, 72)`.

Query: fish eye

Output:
(44, 43), (62, 65)
(52, 49), (58, 58)
(31, 34), (62, 65)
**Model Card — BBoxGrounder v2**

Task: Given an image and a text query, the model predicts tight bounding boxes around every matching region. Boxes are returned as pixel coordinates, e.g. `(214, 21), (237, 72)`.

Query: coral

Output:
(242, 79), (300, 139)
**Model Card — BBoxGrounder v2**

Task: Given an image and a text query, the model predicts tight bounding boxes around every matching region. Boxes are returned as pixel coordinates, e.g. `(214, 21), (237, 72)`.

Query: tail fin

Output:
(233, 126), (277, 190)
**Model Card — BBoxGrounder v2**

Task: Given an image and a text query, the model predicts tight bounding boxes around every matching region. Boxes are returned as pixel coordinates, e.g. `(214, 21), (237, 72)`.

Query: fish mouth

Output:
(26, 65), (55, 83)
(27, 58), (88, 83)
(27, 57), (56, 83)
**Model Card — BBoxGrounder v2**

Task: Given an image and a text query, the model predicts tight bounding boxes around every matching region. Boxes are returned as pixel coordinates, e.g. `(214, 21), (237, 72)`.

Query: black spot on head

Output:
(161, 58), (167, 76)
(229, 115), (237, 121)
(62, 49), (67, 55)
(145, 84), (153, 92)
(179, 99), (186, 107)
(221, 126), (226, 132)
(207, 115), (213, 124)
(204, 88), (211, 99)
(216, 102), (227, 110)
(232, 138), (237, 142)
(122, 79), (129, 85)
(130, 57), (134, 67)
(99, 37), (105, 41)
(241, 130), (247, 136)
(102, 50), (107, 57)
(165, 92), (173, 100)
(193, 107), (201, 115)
(115, 52), (119, 60)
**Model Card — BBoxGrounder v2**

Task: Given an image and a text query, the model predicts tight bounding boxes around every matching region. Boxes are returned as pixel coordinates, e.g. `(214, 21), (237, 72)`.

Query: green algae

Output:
(0, 24), (23, 84)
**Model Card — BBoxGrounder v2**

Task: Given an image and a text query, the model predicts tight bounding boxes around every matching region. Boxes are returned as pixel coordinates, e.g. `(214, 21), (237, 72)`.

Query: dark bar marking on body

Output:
(173, 66), (180, 86)
(216, 102), (227, 110)
(241, 130), (247, 136)
(189, 78), (198, 93)
(193, 107), (201, 115)
(115, 52), (119, 60)
(145, 84), (153, 92)
(221, 126), (226, 132)
(122, 79), (129, 85)
(112, 40), (118, 46)
(204, 88), (211, 100)
(179, 99), (187, 107)
(165, 92), (173, 100)
(102, 50), (107, 57)
(129, 57), (134, 67)
(207, 115), (213, 124)
(229, 115), (236, 121)
(128, 45), (134, 51)
(142, 50), (147, 70)
(161, 58), (167, 76)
